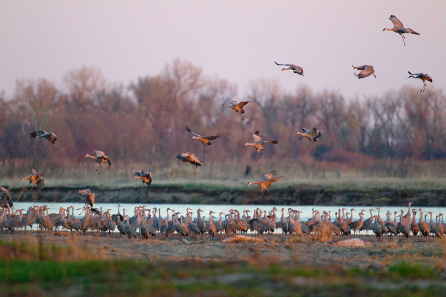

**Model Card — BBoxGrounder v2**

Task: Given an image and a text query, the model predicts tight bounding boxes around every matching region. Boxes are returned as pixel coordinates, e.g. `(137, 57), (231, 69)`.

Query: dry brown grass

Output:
(3, 158), (446, 191)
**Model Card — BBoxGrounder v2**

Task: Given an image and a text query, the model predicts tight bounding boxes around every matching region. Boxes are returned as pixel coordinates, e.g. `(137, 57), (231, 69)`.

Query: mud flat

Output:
(9, 185), (446, 206)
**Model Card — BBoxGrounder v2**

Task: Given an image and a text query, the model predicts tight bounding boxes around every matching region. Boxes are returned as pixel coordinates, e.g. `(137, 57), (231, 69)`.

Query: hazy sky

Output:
(1, 1), (445, 100)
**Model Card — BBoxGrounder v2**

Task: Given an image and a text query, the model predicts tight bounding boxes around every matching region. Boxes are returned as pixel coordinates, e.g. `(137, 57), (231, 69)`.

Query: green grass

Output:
(388, 261), (440, 279)
(0, 260), (444, 296)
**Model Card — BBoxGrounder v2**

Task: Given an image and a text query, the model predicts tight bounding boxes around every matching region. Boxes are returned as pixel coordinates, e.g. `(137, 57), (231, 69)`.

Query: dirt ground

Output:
(2, 231), (446, 273)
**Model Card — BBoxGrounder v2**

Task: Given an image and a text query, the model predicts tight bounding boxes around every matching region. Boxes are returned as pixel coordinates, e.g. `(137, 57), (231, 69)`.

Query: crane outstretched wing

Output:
(264, 176), (282, 187)
(310, 128), (322, 139)
(389, 15), (404, 29)
(133, 169), (145, 178)
(78, 188), (92, 196)
(204, 133), (221, 140)
(274, 61), (292, 66)
(262, 170), (277, 181)
(95, 150), (107, 157)
(30, 130), (48, 138)
(252, 130), (262, 142)
(186, 127), (201, 138)
(236, 101), (250, 108)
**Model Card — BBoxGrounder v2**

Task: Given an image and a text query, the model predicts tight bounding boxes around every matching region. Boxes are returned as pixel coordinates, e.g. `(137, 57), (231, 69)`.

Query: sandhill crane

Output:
(295, 128), (322, 148)
(337, 208), (351, 236)
(274, 61), (304, 76)
(245, 130), (278, 161)
(277, 208), (289, 234)
(78, 188), (95, 208)
(21, 207), (35, 231)
(397, 215), (410, 238)
(247, 170), (283, 199)
(66, 207), (80, 232)
(214, 212), (224, 234)
(437, 214), (445, 235)
(428, 212), (442, 239)
(383, 15), (420, 46)
(0, 187), (13, 208)
(348, 210), (364, 237)
(196, 209), (206, 236)
(20, 169), (44, 188)
(410, 210), (420, 237)
(418, 209), (430, 237)
(9, 209), (23, 232)
(186, 127), (222, 154)
(30, 130), (58, 150)
(116, 208), (126, 236)
(132, 169), (152, 186)
(288, 211), (303, 236)
(124, 215), (137, 239)
(176, 152), (202, 175)
(173, 213), (188, 237)
(208, 211), (216, 237)
(402, 202), (412, 224)
(408, 72), (432, 93)
(222, 100), (250, 121)
(352, 65), (376, 79)
(360, 209), (374, 233)
(85, 150), (111, 175)
(372, 216), (383, 239)
(111, 205), (123, 223)
(187, 213), (201, 237)
(140, 216), (156, 239)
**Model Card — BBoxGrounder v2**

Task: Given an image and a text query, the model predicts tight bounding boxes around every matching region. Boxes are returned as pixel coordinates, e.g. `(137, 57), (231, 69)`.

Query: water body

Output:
(13, 202), (445, 222)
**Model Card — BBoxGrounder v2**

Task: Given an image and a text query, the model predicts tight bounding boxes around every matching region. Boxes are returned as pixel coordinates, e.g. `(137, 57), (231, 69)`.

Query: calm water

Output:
(12, 202), (446, 222)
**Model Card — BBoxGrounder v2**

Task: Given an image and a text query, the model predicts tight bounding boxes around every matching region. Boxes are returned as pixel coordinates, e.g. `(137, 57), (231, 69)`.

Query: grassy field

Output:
(1, 234), (446, 296)
(2, 158), (446, 189)
(1, 259), (444, 296)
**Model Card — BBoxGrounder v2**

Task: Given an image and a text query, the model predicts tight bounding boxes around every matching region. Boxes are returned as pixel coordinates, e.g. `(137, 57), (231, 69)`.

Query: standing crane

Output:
(383, 15), (420, 46)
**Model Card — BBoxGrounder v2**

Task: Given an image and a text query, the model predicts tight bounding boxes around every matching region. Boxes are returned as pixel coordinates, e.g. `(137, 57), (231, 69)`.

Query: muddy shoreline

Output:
(7, 185), (446, 206)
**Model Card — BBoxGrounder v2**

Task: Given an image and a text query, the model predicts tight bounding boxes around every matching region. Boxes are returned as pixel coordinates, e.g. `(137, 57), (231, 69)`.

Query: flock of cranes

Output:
(0, 15), (438, 242)
(273, 15), (432, 92)
(0, 202), (444, 242)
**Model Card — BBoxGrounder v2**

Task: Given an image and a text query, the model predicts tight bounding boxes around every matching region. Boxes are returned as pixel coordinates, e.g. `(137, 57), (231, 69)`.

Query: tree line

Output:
(1, 59), (445, 172)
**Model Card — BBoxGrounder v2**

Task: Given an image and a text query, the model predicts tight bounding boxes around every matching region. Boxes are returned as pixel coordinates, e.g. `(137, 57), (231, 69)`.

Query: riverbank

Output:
(7, 183), (446, 206)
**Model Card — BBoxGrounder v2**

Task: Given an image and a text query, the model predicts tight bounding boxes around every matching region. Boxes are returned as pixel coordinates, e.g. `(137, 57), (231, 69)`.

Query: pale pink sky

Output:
(1, 1), (444, 99)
